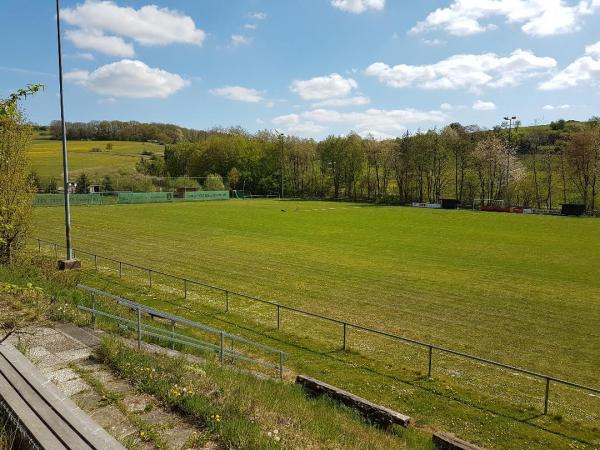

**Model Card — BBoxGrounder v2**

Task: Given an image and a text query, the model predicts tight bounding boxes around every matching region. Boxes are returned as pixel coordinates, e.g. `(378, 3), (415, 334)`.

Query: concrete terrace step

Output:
(4, 322), (218, 449)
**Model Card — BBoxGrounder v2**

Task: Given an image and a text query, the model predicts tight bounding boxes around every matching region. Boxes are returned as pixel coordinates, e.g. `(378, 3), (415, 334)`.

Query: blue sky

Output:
(1, 0), (599, 138)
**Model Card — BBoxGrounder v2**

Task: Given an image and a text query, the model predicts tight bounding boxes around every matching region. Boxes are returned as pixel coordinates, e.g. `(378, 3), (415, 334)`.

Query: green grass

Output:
(32, 200), (600, 449)
(0, 411), (19, 450)
(96, 336), (431, 450)
(27, 134), (163, 182)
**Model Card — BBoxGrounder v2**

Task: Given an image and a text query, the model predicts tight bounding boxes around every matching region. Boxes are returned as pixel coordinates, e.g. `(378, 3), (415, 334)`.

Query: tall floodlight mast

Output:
(55, 0), (77, 268)
(279, 133), (285, 199)
(503, 115), (517, 202)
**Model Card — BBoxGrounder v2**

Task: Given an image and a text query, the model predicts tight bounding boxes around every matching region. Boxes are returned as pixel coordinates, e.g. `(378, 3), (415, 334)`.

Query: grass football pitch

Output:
(32, 200), (600, 449)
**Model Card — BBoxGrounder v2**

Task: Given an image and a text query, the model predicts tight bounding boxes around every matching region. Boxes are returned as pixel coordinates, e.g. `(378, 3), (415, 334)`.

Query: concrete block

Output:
(57, 259), (81, 270)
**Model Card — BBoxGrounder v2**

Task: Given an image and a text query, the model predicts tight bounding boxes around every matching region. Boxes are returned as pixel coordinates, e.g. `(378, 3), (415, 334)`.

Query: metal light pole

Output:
(55, 0), (75, 266)
(503, 115), (517, 202)
(279, 133), (285, 199)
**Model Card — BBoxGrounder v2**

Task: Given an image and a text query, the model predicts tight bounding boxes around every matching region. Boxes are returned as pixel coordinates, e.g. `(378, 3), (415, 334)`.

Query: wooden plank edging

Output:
(432, 432), (487, 450)
(295, 374), (410, 428)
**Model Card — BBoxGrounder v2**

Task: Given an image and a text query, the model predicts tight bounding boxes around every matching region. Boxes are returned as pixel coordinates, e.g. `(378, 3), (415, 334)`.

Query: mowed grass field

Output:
(27, 134), (163, 181)
(32, 200), (600, 449)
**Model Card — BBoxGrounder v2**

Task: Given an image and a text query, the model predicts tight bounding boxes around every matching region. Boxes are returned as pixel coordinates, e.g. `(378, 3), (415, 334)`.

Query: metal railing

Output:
(36, 238), (600, 415)
(76, 284), (286, 379)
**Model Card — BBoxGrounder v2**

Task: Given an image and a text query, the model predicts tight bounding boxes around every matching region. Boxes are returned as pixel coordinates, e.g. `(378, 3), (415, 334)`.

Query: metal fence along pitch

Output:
(77, 284), (286, 379)
(35, 238), (600, 416)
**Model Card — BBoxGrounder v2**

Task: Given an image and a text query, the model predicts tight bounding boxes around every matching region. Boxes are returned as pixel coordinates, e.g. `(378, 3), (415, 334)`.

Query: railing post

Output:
(119, 261), (122, 278)
(276, 305), (281, 329)
(171, 320), (175, 350)
(224, 290), (229, 312)
(37, 239), (41, 253)
(94, 254), (97, 271)
(428, 346), (433, 378)
(544, 378), (550, 415)
(54, 243), (58, 259)
(184, 279), (188, 300)
(342, 323), (347, 350)
(137, 307), (142, 350)
(148, 270), (152, 289)
(279, 352), (284, 380)
(91, 294), (96, 329)
(220, 332), (224, 364)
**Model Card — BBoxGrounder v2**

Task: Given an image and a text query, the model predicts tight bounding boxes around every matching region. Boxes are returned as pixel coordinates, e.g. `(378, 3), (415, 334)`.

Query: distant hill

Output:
(28, 130), (163, 182)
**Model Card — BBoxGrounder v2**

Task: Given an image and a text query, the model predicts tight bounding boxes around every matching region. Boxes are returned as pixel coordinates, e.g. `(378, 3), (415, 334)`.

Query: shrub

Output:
(204, 174), (225, 191)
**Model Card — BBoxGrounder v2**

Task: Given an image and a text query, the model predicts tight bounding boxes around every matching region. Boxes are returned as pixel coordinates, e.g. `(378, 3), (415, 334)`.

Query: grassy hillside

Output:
(32, 200), (600, 449)
(27, 132), (163, 182)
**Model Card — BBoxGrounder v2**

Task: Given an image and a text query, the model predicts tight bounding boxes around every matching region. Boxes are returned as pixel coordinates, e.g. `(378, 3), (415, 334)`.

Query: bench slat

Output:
(0, 370), (67, 450)
(0, 343), (124, 449)
(0, 352), (95, 449)
(0, 345), (102, 436)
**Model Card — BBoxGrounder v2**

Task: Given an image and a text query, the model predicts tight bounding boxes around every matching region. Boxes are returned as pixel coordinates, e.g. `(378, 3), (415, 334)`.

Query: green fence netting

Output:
(33, 194), (103, 207)
(184, 191), (229, 201)
(34, 191), (228, 206)
(117, 192), (174, 204)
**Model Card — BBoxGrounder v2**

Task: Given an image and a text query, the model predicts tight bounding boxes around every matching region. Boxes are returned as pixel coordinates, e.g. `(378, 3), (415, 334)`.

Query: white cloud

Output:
(66, 29), (134, 57)
(272, 113), (325, 135)
(440, 102), (453, 110)
(273, 113), (301, 126)
(473, 100), (496, 111)
(62, 0), (205, 47)
(287, 122), (328, 134)
(331, 0), (385, 13)
(312, 96), (370, 108)
(243, 24), (257, 30)
(210, 86), (264, 103)
(65, 52), (95, 61)
(365, 49), (556, 92)
(585, 41), (600, 57)
(422, 38), (446, 46)
(539, 42), (600, 90)
(248, 12), (267, 20)
(230, 34), (252, 47)
(411, 0), (600, 37)
(76, 52), (95, 61)
(98, 97), (116, 105)
(290, 73), (358, 100)
(542, 104), (571, 110)
(273, 107), (446, 136)
(65, 59), (190, 98)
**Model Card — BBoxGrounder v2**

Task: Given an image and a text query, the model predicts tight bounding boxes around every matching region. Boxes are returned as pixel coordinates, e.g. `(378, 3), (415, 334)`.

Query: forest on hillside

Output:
(39, 117), (600, 211)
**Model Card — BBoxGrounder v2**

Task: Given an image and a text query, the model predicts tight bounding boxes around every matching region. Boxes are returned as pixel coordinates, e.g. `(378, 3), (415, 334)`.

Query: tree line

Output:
(160, 120), (599, 210)
(36, 117), (600, 211)
(45, 120), (209, 144)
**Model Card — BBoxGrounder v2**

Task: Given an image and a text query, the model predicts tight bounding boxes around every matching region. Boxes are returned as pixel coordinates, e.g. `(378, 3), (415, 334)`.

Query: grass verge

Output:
(95, 335), (433, 450)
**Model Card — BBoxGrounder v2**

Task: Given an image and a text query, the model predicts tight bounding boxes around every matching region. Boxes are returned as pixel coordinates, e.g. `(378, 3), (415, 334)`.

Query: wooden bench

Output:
(0, 343), (124, 449)
(296, 375), (410, 428)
